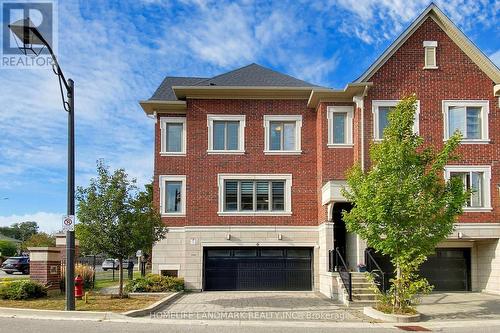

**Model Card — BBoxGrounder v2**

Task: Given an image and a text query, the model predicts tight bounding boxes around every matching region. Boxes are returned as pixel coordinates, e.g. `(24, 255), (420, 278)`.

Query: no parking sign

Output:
(62, 215), (75, 232)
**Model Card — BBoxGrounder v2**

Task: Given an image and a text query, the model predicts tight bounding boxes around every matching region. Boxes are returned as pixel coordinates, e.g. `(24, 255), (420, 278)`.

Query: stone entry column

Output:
(28, 247), (61, 290)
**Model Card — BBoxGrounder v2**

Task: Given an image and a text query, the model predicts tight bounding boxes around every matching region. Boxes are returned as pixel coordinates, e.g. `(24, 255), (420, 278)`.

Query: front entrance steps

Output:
(337, 272), (379, 307)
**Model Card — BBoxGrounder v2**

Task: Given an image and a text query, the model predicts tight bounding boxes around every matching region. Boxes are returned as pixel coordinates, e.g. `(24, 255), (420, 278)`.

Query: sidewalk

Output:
(1, 306), (500, 330)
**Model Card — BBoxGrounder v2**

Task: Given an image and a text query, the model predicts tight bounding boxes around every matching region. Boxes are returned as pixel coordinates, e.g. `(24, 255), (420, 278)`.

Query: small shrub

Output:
(125, 274), (184, 293)
(0, 280), (47, 300)
(76, 264), (95, 289)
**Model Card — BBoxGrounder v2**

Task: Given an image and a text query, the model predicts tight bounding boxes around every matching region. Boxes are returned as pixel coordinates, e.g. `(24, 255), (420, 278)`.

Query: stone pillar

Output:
(55, 233), (80, 261)
(28, 247), (61, 290)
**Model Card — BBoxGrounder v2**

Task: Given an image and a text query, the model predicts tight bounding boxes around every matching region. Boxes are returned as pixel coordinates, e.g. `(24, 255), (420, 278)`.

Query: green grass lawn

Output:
(0, 293), (163, 312)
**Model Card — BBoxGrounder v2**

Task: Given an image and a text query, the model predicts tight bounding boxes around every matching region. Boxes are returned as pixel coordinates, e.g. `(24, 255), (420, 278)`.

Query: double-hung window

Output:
(327, 106), (353, 146)
(443, 101), (489, 143)
(159, 175), (186, 216)
(264, 115), (302, 154)
(160, 117), (186, 155)
(372, 100), (420, 140)
(218, 174), (292, 215)
(444, 166), (491, 211)
(207, 115), (245, 153)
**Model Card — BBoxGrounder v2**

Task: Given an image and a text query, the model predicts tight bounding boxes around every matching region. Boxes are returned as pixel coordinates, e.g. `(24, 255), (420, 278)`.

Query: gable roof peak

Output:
(355, 2), (500, 83)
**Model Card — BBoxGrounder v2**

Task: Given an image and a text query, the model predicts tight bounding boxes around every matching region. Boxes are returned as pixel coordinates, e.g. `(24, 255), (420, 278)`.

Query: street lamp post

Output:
(9, 18), (76, 311)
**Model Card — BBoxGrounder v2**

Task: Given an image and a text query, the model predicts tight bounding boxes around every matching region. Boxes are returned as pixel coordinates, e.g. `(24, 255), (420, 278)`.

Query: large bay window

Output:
(218, 174), (292, 215)
(443, 100), (489, 143)
(444, 166), (491, 211)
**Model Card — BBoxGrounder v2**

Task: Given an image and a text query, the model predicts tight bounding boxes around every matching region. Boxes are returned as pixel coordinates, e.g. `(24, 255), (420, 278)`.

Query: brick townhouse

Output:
(140, 4), (500, 299)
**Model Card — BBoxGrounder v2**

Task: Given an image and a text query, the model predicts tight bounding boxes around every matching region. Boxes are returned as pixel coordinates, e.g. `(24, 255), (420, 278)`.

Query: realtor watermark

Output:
(150, 310), (355, 321)
(1, 0), (58, 68)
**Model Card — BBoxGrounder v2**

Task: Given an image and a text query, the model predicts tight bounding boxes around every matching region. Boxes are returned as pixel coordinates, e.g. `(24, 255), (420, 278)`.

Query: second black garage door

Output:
(203, 247), (312, 291)
(420, 248), (471, 291)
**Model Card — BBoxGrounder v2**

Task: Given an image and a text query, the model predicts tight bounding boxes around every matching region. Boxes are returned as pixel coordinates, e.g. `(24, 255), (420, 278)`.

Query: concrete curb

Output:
(363, 306), (421, 322)
(0, 306), (120, 321)
(122, 291), (183, 317)
(0, 306), (499, 329)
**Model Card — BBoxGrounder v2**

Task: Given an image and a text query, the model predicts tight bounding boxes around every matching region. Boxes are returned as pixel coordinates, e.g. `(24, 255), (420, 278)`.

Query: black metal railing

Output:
(328, 247), (352, 301)
(364, 248), (388, 292)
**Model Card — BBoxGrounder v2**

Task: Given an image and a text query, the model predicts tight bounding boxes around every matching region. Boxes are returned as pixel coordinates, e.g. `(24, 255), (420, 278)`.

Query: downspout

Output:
(352, 85), (369, 266)
(353, 85), (369, 171)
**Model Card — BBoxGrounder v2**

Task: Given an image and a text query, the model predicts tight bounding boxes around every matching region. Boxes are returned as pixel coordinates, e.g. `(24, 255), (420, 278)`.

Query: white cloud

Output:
(324, 0), (497, 44)
(490, 50), (500, 67)
(0, 212), (64, 233)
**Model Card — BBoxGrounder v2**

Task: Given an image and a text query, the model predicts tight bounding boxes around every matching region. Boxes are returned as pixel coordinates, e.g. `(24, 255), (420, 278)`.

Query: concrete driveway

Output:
(418, 292), (500, 321)
(153, 291), (371, 322)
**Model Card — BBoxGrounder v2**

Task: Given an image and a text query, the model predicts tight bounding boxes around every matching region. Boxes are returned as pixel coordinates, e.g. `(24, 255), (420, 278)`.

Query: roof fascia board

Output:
(307, 83), (372, 108)
(172, 86), (314, 100)
(139, 100), (186, 115)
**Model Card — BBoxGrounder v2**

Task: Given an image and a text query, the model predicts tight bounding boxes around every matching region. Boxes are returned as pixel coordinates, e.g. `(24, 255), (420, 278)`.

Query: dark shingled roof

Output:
(150, 63), (322, 101)
(150, 76), (208, 100)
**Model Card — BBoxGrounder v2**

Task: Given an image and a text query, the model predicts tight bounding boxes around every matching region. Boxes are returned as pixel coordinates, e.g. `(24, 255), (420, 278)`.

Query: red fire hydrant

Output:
(75, 275), (84, 300)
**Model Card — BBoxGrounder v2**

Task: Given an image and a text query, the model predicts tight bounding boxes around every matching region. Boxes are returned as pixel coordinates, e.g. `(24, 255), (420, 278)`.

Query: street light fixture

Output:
(8, 17), (76, 311)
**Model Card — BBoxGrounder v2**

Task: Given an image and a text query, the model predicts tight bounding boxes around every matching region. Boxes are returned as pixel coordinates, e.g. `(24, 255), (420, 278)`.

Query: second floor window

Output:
(160, 117), (186, 155)
(264, 115), (302, 154)
(224, 180), (285, 212)
(218, 174), (292, 215)
(207, 115), (245, 153)
(444, 166), (491, 211)
(450, 171), (484, 208)
(159, 175), (186, 216)
(443, 101), (489, 142)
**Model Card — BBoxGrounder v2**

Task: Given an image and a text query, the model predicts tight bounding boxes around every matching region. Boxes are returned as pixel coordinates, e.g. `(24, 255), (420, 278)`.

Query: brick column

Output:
(55, 233), (80, 261)
(28, 247), (61, 290)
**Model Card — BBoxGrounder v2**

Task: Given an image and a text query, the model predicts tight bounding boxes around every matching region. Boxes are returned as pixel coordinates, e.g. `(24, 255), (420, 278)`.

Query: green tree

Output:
(76, 161), (166, 297)
(342, 96), (468, 313)
(21, 232), (56, 251)
(0, 221), (38, 241)
(0, 240), (17, 257)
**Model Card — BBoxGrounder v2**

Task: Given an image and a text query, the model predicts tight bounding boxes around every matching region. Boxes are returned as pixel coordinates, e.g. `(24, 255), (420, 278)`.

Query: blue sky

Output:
(0, 0), (499, 232)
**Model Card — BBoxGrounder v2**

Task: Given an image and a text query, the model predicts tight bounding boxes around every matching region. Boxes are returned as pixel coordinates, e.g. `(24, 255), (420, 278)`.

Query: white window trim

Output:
(207, 114), (246, 154)
(442, 100), (490, 144)
(444, 165), (492, 212)
(423, 41), (438, 69)
(160, 117), (186, 156)
(159, 175), (186, 217)
(372, 100), (420, 141)
(327, 106), (354, 147)
(217, 174), (292, 216)
(263, 115), (302, 155)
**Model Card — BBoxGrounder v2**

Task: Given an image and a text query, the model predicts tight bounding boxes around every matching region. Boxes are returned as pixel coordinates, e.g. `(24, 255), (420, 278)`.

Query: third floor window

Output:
(443, 100), (489, 143)
(207, 115), (245, 154)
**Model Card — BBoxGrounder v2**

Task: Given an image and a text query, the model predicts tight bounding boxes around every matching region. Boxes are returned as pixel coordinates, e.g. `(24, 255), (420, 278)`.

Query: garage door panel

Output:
(204, 247), (312, 291)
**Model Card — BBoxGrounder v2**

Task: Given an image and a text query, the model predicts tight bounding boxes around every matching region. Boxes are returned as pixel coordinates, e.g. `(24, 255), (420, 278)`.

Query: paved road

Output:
(1, 317), (499, 333)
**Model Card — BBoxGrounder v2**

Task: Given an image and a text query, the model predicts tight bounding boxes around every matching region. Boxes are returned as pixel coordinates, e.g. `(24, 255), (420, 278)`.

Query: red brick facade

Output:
(363, 17), (499, 224)
(153, 17), (498, 228)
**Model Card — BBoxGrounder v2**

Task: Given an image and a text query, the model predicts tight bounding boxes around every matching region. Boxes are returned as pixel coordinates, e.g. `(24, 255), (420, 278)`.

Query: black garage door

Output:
(203, 247), (312, 291)
(420, 248), (471, 291)
(368, 248), (471, 291)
